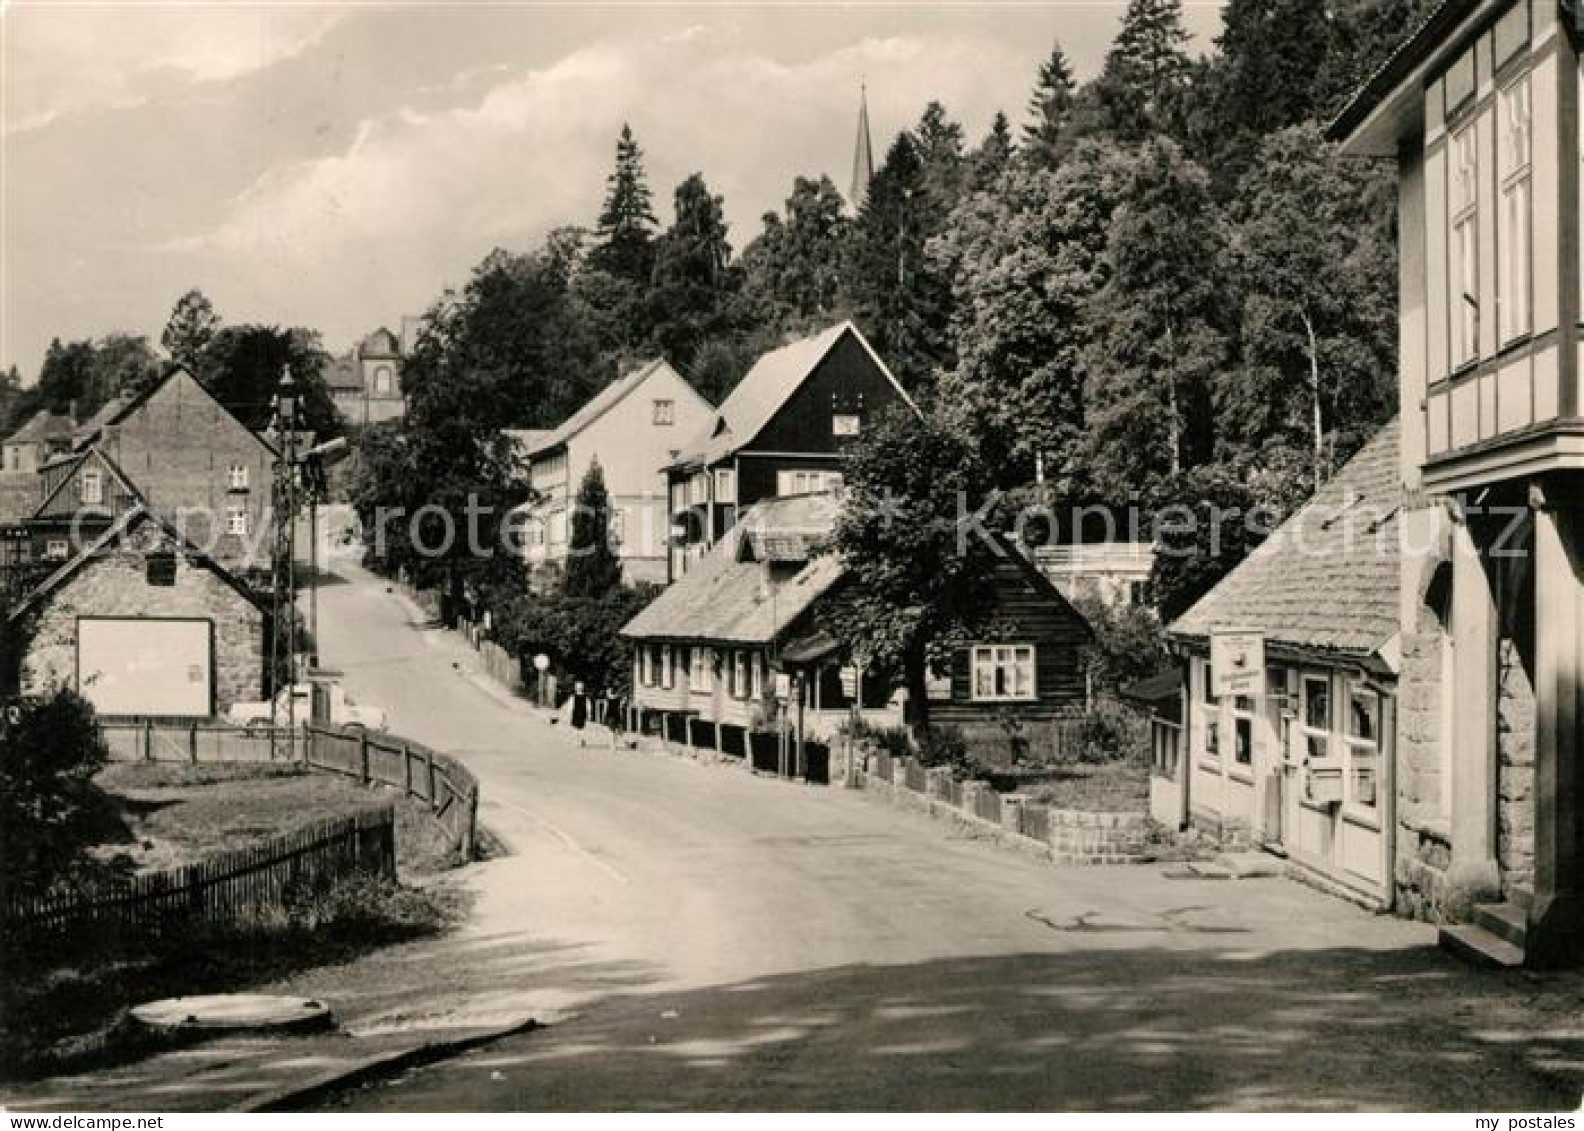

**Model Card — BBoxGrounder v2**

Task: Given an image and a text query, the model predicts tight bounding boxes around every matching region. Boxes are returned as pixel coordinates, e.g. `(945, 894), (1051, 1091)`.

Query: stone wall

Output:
(1394, 601), (1453, 921)
(1497, 636), (1536, 895)
(858, 748), (1150, 866)
(22, 538), (265, 714)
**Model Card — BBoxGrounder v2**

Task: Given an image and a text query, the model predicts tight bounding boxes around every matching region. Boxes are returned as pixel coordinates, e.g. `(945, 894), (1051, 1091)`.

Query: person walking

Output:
(567, 680), (590, 747)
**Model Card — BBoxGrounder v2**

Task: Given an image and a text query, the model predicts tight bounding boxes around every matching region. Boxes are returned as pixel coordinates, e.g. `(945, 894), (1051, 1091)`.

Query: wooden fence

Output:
(1, 806), (394, 940)
(306, 724), (479, 858)
(101, 720), (298, 764)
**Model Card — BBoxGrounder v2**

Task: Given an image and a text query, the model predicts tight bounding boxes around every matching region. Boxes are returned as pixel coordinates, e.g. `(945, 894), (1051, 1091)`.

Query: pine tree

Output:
(563, 460), (624, 599)
(972, 112), (1015, 189)
(1022, 42), (1076, 168)
(590, 124), (658, 284)
(1095, 0), (1193, 141)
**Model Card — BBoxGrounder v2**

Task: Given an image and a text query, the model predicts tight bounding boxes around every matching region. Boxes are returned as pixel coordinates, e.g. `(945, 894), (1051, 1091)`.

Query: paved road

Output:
(307, 560), (1584, 1111)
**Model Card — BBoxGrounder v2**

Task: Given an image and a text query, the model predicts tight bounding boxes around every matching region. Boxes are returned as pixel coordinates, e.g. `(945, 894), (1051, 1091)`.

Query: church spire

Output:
(849, 83), (874, 213)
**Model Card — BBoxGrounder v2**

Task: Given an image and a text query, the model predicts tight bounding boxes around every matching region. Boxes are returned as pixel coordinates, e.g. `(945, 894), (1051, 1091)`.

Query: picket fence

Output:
(305, 724), (480, 858)
(1, 806), (395, 940)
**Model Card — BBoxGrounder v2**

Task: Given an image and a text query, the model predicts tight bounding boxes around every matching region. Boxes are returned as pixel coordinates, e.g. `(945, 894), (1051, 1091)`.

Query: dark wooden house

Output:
(664, 322), (916, 581)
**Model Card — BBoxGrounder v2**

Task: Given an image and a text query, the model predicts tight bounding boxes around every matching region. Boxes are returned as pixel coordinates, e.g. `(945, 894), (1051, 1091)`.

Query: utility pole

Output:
(269, 369), (300, 763)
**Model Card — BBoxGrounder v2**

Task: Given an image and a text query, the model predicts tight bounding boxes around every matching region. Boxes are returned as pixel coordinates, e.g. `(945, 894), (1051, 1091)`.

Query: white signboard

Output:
(774, 672), (792, 700)
(77, 617), (212, 717)
(1210, 629), (1266, 698)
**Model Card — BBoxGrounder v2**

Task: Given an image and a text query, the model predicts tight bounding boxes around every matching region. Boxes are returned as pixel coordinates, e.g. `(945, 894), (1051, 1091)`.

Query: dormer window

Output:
(79, 468), (103, 506)
(228, 463), (249, 491)
(653, 399), (675, 425)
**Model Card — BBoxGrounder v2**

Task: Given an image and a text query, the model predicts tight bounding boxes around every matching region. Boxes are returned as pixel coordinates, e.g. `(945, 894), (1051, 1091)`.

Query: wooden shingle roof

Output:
(1170, 420), (1403, 665)
(620, 494), (843, 646)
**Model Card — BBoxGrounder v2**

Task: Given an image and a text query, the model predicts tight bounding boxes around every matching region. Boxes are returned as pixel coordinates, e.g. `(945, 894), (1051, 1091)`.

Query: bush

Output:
(917, 724), (969, 769)
(846, 718), (913, 761)
(1076, 712), (1128, 763)
(0, 691), (121, 903)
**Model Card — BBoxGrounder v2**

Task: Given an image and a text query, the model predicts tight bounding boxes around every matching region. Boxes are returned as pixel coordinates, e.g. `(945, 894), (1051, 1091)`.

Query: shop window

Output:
(971, 645), (1036, 702)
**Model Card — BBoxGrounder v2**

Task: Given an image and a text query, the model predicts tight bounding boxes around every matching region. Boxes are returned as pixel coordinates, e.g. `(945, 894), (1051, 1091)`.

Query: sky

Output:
(0, 2), (1225, 379)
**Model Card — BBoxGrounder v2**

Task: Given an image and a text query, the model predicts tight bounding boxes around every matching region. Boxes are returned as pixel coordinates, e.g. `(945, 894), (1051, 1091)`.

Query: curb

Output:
(234, 1016), (541, 1113)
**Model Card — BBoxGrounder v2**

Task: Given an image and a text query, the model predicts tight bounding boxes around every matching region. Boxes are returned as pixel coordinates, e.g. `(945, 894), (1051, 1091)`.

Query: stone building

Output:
(9, 506), (267, 717)
(1330, 0), (1581, 965)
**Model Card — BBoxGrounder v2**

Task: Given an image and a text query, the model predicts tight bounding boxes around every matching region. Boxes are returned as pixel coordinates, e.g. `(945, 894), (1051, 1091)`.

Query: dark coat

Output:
(569, 693), (589, 730)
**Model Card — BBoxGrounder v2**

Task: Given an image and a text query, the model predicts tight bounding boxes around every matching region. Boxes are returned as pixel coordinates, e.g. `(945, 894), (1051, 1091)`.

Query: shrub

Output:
(0, 690), (120, 903)
(917, 724), (968, 769)
(1076, 712), (1128, 763)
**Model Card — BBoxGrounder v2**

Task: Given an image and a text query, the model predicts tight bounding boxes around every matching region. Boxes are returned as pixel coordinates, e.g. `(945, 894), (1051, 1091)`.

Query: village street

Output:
(302, 558), (1584, 1111)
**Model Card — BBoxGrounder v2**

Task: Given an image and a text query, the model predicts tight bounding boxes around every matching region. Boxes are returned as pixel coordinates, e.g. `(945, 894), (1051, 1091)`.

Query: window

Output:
(832, 414), (861, 436)
(79, 469), (103, 506)
(548, 510), (566, 546)
(1497, 75), (1532, 344)
(145, 551), (177, 587)
(1200, 660), (1220, 761)
(751, 653), (764, 700)
(692, 647), (713, 694)
(641, 646), (655, 687)
(226, 505), (248, 536)
(1231, 696), (1255, 767)
(45, 539), (69, 561)
(653, 399), (675, 425)
(1347, 687), (1382, 809)
(373, 365), (394, 395)
(228, 463), (249, 491)
(1449, 124), (1480, 368)
(733, 650), (748, 700)
(776, 469), (844, 497)
(688, 472), (709, 506)
(714, 468), (736, 505)
(661, 644), (674, 689)
(670, 480), (687, 513)
(610, 510), (625, 546)
(1301, 675), (1333, 762)
(971, 645), (1036, 702)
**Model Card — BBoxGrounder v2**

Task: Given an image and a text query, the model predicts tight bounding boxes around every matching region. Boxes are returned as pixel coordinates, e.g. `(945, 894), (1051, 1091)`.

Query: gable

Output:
(985, 544), (1095, 644)
(743, 328), (913, 456)
(33, 448), (140, 521)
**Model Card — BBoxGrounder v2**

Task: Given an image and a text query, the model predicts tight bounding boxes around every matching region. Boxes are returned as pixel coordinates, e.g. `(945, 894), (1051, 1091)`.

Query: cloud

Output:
(2, 4), (348, 134)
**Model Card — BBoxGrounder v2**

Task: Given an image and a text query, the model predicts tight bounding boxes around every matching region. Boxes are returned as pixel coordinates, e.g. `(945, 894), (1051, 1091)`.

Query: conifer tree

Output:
(1095, 0), (1193, 141)
(591, 124), (658, 284)
(563, 460), (624, 599)
(1022, 42), (1076, 168)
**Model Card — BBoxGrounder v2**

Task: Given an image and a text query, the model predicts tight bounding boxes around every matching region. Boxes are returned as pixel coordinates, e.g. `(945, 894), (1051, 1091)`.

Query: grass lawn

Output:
(999, 760), (1151, 813)
(1, 763), (464, 1082)
(94, 761), (460, 877)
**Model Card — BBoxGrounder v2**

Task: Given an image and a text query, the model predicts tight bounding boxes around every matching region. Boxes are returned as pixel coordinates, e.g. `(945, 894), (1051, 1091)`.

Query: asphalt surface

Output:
(305, 554), (1584, 1111)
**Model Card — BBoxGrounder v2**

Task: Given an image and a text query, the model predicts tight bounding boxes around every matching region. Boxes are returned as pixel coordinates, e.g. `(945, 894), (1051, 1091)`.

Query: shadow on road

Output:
(321, 943), (1584, 1112)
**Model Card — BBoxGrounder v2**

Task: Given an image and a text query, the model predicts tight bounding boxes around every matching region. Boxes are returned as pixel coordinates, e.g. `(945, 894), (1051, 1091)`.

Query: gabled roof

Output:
(1327, 0), (1486, 151)
(522, 358), (704, 459)
(9, 504), (268, 623)
(72, 364), (278, 457)
(621, 494), (844, 645)
(671, 322), (916, 470)
(1170, 420), (1403, 667)
(30, 446), (142, 521)
(5, 410), (75, 446)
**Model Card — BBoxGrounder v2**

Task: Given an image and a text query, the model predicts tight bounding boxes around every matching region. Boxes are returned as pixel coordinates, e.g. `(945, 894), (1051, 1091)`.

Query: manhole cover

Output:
(131, 994), (334, 1034)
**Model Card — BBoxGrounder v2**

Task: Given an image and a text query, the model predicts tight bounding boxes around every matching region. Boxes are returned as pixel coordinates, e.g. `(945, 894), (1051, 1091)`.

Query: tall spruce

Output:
(972, 111), (1015, 189)
(1022, 42), (1077, 168)
(563, 460), (624, 599)
(647, 173), (735, 369)
(591, 124), (658, 284)
(1095, 0), (1194, 141)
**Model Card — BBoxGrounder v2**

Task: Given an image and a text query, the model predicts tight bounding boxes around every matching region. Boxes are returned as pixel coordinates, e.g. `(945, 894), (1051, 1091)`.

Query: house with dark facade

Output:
(1165, 422), (1405, 908)
(622, 493), (1092, 756)
(663, 322), (916, 580)
(1330, 0), (1582, 966)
